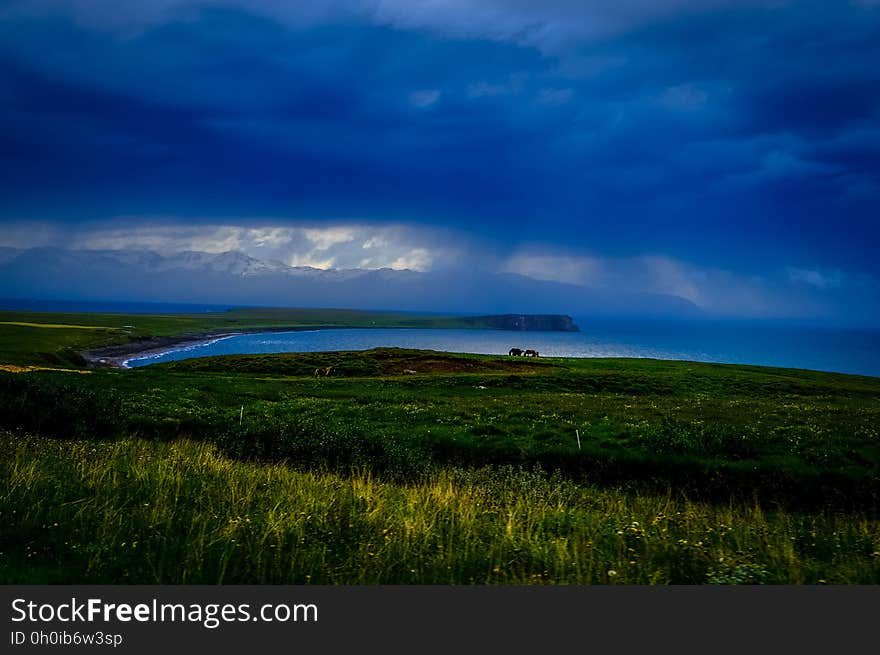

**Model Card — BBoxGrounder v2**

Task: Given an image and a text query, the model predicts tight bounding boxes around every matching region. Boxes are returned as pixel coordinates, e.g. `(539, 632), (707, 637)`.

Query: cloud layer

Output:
(0, 221), (454, 272)
(2, 220), (876, 323)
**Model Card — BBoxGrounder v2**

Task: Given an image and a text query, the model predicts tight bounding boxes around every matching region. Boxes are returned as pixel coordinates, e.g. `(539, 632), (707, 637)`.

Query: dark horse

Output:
(508, 348), (524, 356)
(523, 349), (539, 357)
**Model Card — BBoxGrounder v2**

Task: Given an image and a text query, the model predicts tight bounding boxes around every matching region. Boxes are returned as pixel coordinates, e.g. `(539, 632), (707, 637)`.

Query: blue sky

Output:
(1, 1), (878, 323)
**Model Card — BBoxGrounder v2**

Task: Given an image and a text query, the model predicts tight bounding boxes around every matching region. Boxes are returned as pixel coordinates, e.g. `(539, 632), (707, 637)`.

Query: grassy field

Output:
(3, 436), (878, 584)
(1, 312), (879, 584)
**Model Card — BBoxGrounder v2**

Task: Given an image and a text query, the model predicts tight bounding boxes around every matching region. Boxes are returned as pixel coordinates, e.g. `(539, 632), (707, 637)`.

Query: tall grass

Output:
(2, 434), (878, 584)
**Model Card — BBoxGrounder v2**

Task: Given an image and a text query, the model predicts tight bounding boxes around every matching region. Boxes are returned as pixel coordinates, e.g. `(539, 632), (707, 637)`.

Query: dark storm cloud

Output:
(0, 1), (878, 321)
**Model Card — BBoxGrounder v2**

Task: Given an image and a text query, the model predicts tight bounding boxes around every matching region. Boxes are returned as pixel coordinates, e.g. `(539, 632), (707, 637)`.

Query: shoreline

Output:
(80, 321), (580, 369)
(80, 326), (880, 379)
(81, 325), (341, 368)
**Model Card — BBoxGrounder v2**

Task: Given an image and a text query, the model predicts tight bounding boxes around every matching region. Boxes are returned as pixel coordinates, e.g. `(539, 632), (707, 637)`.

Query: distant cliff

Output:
(460, 314), (580, 332)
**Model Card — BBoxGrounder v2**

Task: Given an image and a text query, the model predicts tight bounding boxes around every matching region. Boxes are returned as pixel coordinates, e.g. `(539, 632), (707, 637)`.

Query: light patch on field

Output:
(0, 322), (114, 330)
(0, 364), (92, 374)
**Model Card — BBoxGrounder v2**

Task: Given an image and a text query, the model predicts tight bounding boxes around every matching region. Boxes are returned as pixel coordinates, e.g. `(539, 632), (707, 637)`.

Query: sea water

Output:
(123, 317), (880, 378)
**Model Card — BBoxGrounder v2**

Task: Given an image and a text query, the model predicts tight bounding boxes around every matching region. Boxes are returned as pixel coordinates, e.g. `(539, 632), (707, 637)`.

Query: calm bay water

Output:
(125, 318), (880, 378)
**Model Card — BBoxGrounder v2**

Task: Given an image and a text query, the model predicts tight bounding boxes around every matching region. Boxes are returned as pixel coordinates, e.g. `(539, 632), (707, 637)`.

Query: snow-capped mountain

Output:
(0, 247), (701, 317)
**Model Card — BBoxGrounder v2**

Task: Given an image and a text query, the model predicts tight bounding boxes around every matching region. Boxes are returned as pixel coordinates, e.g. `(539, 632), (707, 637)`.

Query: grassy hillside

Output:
(1, 347), (879, 583)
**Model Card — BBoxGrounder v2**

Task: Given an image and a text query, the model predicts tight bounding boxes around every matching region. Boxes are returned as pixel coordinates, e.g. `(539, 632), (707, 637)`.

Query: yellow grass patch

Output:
(0, 321), (113, 330)
(0, 364), (92, 374)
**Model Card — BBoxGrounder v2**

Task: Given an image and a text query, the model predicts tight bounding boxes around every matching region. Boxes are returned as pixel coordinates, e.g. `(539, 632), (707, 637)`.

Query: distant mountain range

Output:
(0, 247), (702, 318)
